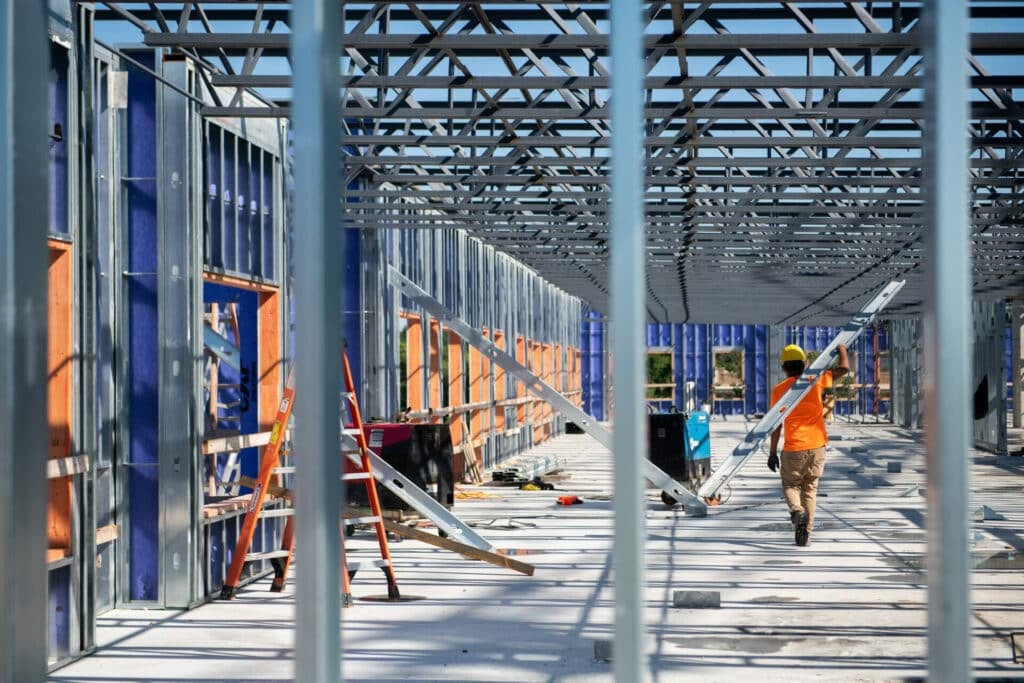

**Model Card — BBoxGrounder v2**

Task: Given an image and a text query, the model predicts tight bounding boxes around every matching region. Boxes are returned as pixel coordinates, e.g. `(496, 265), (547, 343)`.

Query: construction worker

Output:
(767, 343), (850, 546)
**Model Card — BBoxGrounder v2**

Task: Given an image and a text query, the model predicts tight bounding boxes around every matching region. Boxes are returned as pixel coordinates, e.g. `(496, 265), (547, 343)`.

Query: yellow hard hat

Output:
(780, 344), (807, 363)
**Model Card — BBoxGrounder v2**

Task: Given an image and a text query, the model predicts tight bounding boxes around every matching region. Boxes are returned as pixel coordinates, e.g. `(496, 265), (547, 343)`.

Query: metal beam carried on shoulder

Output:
(697, 280), (906, 501)
(388, 266), (708, 517)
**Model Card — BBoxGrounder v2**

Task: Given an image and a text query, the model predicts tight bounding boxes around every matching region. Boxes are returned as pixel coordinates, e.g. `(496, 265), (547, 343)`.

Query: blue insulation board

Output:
(237, 150), (251, 274)
(206, 126), (223, 269)
(48, 565), (71, 661)
(581, 313), (604, 419)
(343, 218), (362, 394)
(1007, 328), (1014, 415)
(47, 40), (73, 661)
(584, 323), (891, 420)
(208, 521), (224, 592)
(49, 43), (69, 236)
(673, 324), (685, 413)
(126, 51), (160, 602)
(262, 152), (274, 278)
(222, 138), (237, 272)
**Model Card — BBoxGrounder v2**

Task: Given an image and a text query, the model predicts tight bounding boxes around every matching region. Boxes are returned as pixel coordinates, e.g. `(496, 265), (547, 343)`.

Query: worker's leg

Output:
(800, 446), (828, 528)
(780, 450), (810, 517)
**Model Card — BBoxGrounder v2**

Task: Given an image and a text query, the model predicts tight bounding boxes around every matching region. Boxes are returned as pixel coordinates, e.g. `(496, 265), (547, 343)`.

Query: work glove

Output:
(767, 453), (780, 472)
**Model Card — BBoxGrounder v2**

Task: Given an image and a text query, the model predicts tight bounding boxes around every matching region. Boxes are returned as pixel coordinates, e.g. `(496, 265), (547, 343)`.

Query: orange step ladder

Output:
(219, 354), (401, 606)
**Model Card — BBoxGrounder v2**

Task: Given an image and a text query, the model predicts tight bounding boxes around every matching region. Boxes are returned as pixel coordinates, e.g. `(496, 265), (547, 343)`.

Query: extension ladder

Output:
(219, 355), (401, 606)
(697, 279), (906, 501)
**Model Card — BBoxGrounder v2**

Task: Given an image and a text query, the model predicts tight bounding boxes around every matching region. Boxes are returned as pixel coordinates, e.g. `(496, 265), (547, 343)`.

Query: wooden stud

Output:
(447, 331), (464, 479)
(406, 314), (424, 412)
(257, 289), (282, 431)
(493, 331), (506, 433)
(515, 336), (527, 431)
(429, 319), (442, 416)
(468, 337), (484, 455)
(47, 241), (73, 555)
(532, 341), (544, 444)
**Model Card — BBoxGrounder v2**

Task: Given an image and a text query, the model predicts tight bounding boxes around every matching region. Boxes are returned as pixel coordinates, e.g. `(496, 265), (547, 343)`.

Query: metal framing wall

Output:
(9, 1), (1024, 680)
(18, 7), (296, 669)
(972, 300), (1008, 453)
(391, 227), (584, 473)
(891, 318), (924, 430)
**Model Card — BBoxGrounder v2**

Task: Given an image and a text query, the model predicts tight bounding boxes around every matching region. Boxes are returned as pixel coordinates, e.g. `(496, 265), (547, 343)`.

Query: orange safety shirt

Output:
(771, 372), (833, 451)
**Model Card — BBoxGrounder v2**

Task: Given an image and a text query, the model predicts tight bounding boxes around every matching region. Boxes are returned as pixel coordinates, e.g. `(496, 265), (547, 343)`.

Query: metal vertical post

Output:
(292, 1), (342, 681)
(75, 2), (98, 649)
(922, 1), (972, 681)
(158, 55), (199, 609)
(0, 0), (50, 679)
(1013, 299), (1023, 430)
(610, 0), (646, 678)
(363, 227), (389, 420)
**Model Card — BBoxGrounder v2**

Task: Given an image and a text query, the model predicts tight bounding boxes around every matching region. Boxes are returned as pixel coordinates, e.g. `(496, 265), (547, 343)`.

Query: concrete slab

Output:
(50, 420), (1024, 682)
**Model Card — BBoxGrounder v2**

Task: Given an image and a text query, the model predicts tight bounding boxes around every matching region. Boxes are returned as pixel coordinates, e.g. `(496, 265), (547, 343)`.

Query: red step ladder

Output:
(219, 354), (400, 606)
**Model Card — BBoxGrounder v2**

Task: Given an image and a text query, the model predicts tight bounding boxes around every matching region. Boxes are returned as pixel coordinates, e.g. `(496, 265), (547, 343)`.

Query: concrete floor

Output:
(50, 418), (1024, 682)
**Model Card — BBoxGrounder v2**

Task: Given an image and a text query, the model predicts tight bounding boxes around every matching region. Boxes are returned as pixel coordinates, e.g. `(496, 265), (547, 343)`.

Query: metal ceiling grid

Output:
(90, 1), (1024, 324)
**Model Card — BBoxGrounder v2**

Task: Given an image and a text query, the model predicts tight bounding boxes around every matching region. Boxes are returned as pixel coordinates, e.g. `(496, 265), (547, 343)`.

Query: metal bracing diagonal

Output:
(706, 13), (918, 188)
(351, 6), (575, 199)
(708, 7), (919, 184)
(793, 2), (1013, 197)
(192, 3), (236, 76)
(227, 4), (271, 109)
(340, 432), (496, 552)
(146, 2), (170, 33)
(791, 1), (1013, 183)
(698, 279), (906, 500)
(681, 54), (923, 273)
(339, 3), (476, 190)
(388, 266), (708, 517)
(458, 8), (608, 205)
(844, 0), (1022, 133)
(397, 1), (595, 203)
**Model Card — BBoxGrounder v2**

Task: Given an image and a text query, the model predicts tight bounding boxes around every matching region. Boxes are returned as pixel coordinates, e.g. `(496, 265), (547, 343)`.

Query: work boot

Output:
(794, 511), (810, 547)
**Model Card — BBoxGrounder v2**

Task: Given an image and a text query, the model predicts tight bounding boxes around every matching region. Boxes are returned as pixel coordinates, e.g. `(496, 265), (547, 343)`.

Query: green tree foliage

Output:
(715, 350), (743, 377)
(646, 352), (672, 399)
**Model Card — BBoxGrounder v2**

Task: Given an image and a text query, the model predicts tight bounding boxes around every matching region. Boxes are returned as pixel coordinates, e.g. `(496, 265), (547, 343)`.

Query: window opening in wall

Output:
(712, 348), (744, 402)
(877, 349), (892, 412)
(202, 301), (244, 497)
(646, 349), (673, 408)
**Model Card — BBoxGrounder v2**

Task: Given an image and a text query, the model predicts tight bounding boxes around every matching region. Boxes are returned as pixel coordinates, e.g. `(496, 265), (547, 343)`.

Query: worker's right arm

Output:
(831, 343), (851, 379)
(767, 425), (782, 472)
